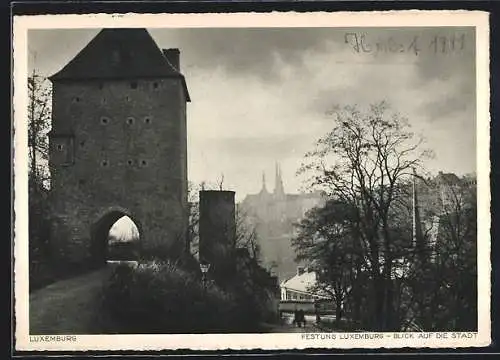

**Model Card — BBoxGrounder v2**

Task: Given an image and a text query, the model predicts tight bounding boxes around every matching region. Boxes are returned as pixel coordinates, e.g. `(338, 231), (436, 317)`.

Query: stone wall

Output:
(198, 190), (236, 283)
(49, 77), (188, 266)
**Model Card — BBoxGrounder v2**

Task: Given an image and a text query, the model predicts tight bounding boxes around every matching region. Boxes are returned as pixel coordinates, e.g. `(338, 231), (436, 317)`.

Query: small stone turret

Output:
(198, 190), (236, 285)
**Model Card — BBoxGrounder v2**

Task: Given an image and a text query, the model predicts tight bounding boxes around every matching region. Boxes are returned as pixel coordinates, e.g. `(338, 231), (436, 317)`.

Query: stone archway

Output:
(90, 207), (142, 267)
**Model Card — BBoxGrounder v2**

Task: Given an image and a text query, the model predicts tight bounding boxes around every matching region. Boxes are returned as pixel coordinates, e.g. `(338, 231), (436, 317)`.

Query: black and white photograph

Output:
(13, 11), (490, 351)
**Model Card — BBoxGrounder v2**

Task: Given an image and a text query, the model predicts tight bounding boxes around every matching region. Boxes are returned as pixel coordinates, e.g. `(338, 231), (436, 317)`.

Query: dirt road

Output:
(262, 314), (329, 333)
(29, 267), (112, 334)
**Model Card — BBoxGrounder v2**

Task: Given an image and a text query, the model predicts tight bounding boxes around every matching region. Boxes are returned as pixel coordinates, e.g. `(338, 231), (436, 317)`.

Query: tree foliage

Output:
(28, 73), (53, 291)
(405, 176), (477, 331)
(28, 74), (52, 188)
(292, 199), (361, 323)
(297, 102), (430, 330)
(294, 102), (476, 331)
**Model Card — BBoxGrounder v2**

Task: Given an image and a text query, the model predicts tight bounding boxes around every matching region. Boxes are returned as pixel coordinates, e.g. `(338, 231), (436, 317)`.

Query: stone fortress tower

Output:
(47, 28), (190, 267)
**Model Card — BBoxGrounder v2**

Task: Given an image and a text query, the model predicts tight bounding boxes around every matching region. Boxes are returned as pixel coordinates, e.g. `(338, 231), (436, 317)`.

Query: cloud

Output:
(409, 27), (476, 123)
(27, 27), (478, 199)
(202, 134), (310, 160)
(28, 29), (100, 76)
(421, 92), (471, 120)
(151, 27), (340, 81)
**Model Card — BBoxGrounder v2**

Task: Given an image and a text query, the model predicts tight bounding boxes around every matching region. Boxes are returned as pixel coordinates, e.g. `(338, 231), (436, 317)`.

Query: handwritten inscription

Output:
(344, 32), (466, 56)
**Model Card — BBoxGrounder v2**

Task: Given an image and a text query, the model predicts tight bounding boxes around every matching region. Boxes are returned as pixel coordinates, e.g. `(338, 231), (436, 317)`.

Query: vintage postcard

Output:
(13, 11), (490, 351)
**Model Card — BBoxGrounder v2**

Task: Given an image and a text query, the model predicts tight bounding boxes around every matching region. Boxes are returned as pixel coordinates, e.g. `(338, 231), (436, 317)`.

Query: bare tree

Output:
(292, 199), (361, 324)
(187, 182), (201, 257)
(28, 70), (52, 191)
(28, 70), (53, 291)
(217, 173), (225, 191)
(298, 101), (431, 330)
(420, 175), (477, 331)
(189, 182), (260, 262)
(235, 206), (261, 262)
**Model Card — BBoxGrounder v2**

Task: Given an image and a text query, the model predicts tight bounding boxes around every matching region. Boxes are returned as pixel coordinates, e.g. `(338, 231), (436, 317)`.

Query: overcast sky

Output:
(28, 27), (476, 201)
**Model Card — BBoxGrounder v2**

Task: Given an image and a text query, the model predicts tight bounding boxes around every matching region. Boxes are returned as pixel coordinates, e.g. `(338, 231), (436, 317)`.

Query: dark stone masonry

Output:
(47, 28), (190, 267)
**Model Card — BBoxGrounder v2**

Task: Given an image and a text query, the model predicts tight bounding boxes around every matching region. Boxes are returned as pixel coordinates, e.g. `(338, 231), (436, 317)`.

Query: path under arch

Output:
(91, 210), (141, 267)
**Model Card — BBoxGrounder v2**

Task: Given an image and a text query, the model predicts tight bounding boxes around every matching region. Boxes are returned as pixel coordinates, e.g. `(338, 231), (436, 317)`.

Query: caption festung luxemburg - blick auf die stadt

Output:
(300, 332), (478, 341)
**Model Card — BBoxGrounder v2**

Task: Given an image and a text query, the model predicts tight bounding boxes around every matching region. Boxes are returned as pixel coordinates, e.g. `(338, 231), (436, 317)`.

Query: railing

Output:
(279, 300), (335, 315)
(106, 260), (139, 268)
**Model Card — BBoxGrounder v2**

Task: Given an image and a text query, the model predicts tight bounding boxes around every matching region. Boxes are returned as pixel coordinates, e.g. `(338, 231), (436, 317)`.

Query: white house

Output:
(280, 267), (327, 302)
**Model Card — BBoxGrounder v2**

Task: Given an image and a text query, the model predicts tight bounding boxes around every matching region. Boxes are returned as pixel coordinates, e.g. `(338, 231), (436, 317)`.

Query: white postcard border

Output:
(13, 10), (491, 351)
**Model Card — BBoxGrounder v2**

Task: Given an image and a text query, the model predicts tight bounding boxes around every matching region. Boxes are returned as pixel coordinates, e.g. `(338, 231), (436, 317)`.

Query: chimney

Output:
(162, 48), (180, 72)
(297, 266), (305, 276)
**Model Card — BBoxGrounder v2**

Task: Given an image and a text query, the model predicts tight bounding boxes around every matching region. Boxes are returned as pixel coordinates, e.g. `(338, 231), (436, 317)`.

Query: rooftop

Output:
(49, 28), (190, 101)
(280, 269), (317, 294)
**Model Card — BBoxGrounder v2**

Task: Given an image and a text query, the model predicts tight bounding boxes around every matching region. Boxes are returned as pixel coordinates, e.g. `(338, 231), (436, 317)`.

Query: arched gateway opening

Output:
(90, 209), (141, 268)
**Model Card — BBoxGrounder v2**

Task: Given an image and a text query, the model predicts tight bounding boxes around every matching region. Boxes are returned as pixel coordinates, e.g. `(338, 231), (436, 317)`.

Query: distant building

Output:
(280, 266), (326, 302)
(411, 171), (477, 263)
(240, 166), (325, 281)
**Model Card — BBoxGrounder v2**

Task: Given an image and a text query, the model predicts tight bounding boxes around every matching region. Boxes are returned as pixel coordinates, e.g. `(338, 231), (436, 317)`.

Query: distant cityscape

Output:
(240, 163), (325, 281)
(240, 167), (477, 288)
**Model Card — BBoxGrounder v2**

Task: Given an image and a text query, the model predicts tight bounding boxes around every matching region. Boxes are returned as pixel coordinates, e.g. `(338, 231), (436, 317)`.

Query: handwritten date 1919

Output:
(344, 33), (466, 56)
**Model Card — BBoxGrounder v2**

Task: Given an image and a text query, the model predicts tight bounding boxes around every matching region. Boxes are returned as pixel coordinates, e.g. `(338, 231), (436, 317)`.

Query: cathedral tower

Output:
(47, 28), (190, 267)
(274, 162), (285, 198)
(259, 171), (269, 195)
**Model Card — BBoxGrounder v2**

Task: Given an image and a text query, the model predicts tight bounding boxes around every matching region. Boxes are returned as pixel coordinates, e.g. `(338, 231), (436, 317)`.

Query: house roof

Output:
(436, 172), (460, 185)
(280, 270), (317, 294)
(49, 28), (190, 101)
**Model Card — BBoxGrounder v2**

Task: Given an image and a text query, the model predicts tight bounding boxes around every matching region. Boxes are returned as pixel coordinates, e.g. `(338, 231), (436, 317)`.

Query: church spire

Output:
(260, 171), (269, 194)
(412, 167), (424, 251)
(274, 162), (285, 197)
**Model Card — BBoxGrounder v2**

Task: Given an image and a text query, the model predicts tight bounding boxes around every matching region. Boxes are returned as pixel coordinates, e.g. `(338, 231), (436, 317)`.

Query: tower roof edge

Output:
(48, 28), (191, 101)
